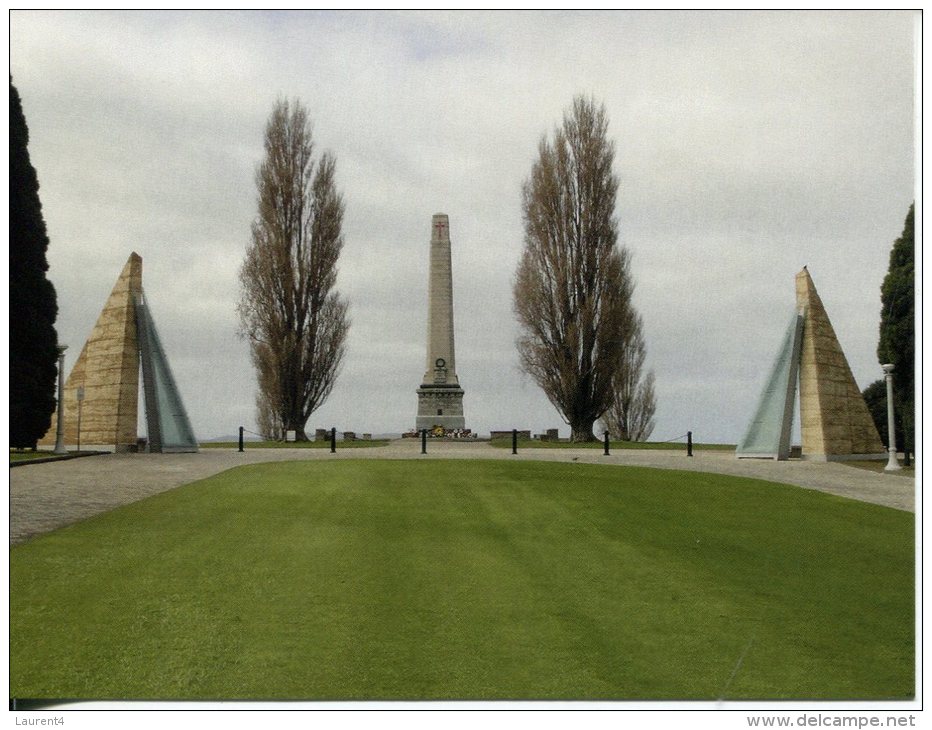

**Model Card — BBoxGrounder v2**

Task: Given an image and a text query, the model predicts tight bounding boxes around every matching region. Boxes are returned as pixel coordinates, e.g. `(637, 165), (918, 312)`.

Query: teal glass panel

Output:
(136, 294), (198, 453)
(736, 311), (804, 459)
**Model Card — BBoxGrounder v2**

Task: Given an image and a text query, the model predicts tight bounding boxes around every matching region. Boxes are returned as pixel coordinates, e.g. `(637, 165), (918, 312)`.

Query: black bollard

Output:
(238, 426), (244, 453)
(687, 431), (693, 457)
(604, 430), (610, 456)
(421, 429), (427, 455)
(330, 427), (336, 454)
(512, 429), (518, 455)
(905, 446), (911, 468)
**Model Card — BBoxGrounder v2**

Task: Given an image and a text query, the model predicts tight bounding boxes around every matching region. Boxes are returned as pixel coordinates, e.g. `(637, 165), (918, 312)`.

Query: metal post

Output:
(882, 364), (901, 472)
(238, 426), (244, 453)
(603, 430), (610, 456)
(330, 427), (336, 454)
(512, 429), (518, 455)
(53, 345), (68, 454)
(421, 429), (427, 454)
(76, 386), (84, 454)
(687, 431), (693, 457)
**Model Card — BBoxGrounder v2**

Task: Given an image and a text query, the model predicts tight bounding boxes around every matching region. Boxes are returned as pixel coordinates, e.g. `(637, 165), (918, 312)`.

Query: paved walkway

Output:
(10, 440), (915, 545)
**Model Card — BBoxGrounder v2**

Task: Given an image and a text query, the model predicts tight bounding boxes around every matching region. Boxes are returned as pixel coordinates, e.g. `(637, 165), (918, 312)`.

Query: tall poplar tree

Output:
(514, 96), (648, 441)
(238, 99), (349, 440)
(10, 78), (59, 449)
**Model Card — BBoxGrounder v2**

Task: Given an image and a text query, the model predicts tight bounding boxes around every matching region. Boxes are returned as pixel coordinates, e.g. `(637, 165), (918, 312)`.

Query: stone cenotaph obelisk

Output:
(416, 213), (466, 432)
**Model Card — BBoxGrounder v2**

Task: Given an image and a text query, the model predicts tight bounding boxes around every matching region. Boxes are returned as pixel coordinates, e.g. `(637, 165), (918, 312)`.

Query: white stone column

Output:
(53, 345), (68, 454)
(882, 363), (902, 472)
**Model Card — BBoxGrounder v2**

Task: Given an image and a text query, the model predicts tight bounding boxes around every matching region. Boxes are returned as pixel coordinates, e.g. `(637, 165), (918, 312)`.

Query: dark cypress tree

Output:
(877, 203), (914, 455)
(861, 378), (905, 450)
(10, 77), (59, 449)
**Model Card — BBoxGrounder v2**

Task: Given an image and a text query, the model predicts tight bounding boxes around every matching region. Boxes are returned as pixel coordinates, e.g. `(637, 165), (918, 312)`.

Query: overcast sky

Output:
(10, 10), (917, 443)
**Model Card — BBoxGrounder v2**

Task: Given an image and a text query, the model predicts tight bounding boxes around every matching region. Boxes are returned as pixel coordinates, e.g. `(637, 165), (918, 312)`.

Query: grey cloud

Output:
(10, 10), (915, 442)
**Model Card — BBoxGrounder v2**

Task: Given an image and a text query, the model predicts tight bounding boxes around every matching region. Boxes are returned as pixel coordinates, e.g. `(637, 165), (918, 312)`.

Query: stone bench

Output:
(490, 430), (531, 440)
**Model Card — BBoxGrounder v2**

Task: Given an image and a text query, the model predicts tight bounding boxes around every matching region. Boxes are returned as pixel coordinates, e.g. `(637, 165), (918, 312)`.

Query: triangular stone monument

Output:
(40, 253), (197, 452)
(40, 253), (142, 451)
(737, 268), (884, 461)
(795, 267), (884, 460)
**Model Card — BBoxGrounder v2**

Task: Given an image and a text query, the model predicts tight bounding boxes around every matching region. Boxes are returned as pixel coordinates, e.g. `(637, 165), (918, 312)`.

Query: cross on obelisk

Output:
(416, 213), (465, 432)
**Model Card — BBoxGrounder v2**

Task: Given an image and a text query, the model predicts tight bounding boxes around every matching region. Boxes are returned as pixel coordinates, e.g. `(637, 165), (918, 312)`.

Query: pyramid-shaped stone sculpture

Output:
(737, 268), (884, 461)
(795, 268), (884, 460)
(40, 253), (197, 452)
(40, 253), (142, 451)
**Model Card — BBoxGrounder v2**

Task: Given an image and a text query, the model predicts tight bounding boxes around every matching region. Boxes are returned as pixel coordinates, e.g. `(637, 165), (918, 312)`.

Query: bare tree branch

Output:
(603, 312), (656, 442)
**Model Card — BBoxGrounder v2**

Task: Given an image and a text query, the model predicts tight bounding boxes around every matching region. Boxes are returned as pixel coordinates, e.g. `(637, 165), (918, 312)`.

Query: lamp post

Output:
(76, 386), (85, 453)
(53, 345), (68, 455)
(882, 363), (901, 472)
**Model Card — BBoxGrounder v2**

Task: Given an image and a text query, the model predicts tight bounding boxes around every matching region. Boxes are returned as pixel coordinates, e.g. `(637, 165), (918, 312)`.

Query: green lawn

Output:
(842, 460), (915, 478)
(10, 460), (913, 700)
(200, 439), (390, 449)
(10, 449), (54, 461)
(10, 450), (66, 462)
(490, 438), (734, 450)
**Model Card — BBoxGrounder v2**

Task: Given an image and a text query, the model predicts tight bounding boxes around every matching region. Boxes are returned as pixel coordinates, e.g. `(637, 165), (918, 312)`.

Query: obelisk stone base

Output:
(416, 386), (465, 431)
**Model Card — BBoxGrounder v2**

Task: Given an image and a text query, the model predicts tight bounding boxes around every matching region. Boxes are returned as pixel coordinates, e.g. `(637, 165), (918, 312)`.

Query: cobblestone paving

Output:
(10, 440), (915, 545)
